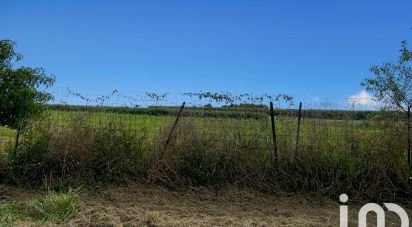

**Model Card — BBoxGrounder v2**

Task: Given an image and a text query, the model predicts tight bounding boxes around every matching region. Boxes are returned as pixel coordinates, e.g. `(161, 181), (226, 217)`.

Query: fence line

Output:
(0, 99), (403, 164)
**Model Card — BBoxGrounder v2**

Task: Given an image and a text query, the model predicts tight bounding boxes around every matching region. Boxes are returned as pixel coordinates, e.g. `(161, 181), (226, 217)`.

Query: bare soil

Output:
(2, 184), (410, 226)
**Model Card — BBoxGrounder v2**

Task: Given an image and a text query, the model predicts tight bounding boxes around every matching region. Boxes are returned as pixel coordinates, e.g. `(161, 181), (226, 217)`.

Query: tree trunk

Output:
(408, 107), (411, 169)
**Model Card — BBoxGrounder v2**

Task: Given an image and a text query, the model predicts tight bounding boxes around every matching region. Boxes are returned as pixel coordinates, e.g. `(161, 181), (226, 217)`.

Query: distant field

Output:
(43, 105), (393, 149)
(1, 104), (390, 139)
(44, 109), (385, 138)
(47, 104), (389, 120)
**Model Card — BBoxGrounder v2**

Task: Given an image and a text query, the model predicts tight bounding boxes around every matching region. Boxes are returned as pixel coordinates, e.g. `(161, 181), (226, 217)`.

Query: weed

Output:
(27, 189), (80, 222)
(0, 190), (79, 225)
(0, 202), (27, 224)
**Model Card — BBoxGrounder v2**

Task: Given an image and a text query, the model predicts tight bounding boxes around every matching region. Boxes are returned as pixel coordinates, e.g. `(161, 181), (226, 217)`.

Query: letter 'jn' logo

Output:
(340, 194), (409, 227)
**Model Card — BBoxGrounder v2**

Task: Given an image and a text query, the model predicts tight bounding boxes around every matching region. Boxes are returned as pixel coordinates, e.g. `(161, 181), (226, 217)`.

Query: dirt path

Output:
(3, 184), (410, 226)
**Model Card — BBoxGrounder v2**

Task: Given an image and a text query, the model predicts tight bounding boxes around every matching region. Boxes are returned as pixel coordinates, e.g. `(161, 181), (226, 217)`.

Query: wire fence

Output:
(0, 89), (404, 161)
(2, 89), (411, 203)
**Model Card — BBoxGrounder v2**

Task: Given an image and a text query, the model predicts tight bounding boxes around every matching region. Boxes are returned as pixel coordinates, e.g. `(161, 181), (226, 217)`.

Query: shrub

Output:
(150, 121), (276, 189)
(87, 123), (147, 182)
(7, 133), (51, 185)
(6, 114), (148, 186)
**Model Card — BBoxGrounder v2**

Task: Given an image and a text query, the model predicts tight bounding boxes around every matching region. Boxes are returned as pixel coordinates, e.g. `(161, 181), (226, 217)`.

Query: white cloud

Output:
(347, 90), (378, 107)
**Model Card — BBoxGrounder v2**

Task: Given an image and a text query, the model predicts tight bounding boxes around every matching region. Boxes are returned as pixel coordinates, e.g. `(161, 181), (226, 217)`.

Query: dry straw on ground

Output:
(2, 184), (411, 226)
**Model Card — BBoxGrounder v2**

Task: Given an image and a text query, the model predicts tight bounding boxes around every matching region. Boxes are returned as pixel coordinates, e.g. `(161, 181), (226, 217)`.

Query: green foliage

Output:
(0, 202), (27, 224)
(0, 40), (22, 71)
(0, 191), (79, 225)
(362, 40), (412, 112)
(6, 117), (63, 186)
(0, 39), (55, 128)
(6, 115), (147, 185)
(28, 190), (79, 222)
(362, 39), (412, 167)
(88, 124), (146, 182)
(7, 130), (51, 185)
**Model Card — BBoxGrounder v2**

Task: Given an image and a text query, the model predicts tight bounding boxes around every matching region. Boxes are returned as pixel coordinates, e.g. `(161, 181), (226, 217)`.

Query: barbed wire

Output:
(49, 88), (381, 110)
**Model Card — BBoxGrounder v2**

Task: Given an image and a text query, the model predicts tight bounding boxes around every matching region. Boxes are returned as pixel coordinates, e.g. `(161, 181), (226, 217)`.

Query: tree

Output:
(362, 40), (412, 167)
(0, 39), (55, 128)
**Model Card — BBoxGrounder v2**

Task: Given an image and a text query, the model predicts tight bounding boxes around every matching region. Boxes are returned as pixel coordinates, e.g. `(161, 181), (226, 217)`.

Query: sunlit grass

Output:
(0, 190), (79, 225)
(0, 126), (15, 137)
(0, 202), (27, 224)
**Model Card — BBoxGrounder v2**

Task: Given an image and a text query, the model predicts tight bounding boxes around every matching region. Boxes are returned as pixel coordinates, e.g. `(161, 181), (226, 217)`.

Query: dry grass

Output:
(2, 184), (411, 226)
(4, 113), (411, 201)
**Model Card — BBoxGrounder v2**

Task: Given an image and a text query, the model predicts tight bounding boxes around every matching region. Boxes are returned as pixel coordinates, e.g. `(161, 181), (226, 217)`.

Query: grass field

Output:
(0, 107), (403, 163)
(0, 106), (410, 225)
(0, 108), (383, 159)
(42, 108), (394, 161)
(44, 108), (387, 139)
(0, 106), (410, 199)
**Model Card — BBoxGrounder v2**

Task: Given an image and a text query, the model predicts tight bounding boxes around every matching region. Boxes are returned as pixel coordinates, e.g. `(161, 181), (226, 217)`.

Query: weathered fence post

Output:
(408, 106), (411, 169)
(295, 102), (303, 155)
(14, 90), (28, 155)
(164, 102), (186, 150)
(270, 102), (278, 163)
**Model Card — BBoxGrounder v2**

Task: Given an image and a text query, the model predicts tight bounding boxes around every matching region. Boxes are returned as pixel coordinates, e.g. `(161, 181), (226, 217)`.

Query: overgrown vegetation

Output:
(0, 108), (410, 202)
(5, 115), (147, 187)
(362, 39), (412, 167)
(0, 39), (55, 129)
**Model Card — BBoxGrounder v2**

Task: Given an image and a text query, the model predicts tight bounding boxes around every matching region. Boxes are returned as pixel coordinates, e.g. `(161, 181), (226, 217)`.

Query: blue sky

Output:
(1, 0), (411, 107)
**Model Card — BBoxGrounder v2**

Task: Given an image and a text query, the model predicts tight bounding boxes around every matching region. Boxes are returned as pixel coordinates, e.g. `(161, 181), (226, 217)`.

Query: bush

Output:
(6, 114), (148, 186)
(150, 121), (277, 189)
(7, 133), (51, 185)
(87, 124), (146, 182)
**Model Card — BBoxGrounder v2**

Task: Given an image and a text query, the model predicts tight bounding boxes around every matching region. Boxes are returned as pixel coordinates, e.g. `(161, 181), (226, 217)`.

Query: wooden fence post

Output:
(164, 102), (186, 150)
(408, 106), (411, 169)
(270, 102), (278, 163)
(295, 102), (303, 155)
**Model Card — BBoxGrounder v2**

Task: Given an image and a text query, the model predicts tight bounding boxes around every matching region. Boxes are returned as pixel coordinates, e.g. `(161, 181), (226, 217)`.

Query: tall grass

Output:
(1, 109), (411, 201)
(5, 114), (148, 186)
